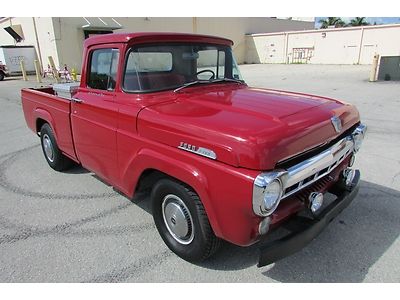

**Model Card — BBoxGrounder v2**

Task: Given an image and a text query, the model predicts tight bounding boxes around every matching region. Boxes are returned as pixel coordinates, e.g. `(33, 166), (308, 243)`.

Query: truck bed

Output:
(21, 86), (77, 161)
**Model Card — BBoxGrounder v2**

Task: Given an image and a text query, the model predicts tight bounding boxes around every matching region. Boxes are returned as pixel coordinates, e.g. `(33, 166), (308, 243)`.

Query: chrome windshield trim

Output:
(280, 123), (366, 200)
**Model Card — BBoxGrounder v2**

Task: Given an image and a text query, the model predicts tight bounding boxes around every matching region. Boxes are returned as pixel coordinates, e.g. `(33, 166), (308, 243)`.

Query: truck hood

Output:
(137, 84), (360, 170)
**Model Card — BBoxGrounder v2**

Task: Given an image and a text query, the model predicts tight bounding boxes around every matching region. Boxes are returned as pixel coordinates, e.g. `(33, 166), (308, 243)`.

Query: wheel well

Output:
(135, 169), (198, 197)
(135, 169), (168, 193)
(36, 118), (47, 135)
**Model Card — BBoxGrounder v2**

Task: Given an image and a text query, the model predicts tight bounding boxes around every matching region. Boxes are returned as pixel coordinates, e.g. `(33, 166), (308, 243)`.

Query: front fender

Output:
(121, 147), (222, 237)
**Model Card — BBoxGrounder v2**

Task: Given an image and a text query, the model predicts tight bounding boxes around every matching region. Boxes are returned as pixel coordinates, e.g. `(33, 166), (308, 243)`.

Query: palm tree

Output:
(349, 17), (370, 26)
(318, 17), (346, 28)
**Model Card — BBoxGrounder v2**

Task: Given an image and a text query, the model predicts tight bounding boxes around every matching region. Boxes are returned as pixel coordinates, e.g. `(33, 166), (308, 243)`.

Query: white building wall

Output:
(0, 18), (36, 46)
(51, 17), (86, 71)
(360, 26), (400, 64)
(212, 18), (314, 64)
(0, 17), (58, 69)
(34, 17), (59, 68)
(53, 17), (195, 71)
(289, 29), (362, 64)
(1, 17), (314, 72)
(52, 17), (313, 70)
(247, 24), (400, 65)
(246, 34), (286, 63)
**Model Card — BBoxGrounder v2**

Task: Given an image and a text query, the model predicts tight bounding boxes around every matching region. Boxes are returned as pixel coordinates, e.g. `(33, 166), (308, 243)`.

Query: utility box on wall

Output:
(0, 45), (37, 75)
(378, 56), (400, 81)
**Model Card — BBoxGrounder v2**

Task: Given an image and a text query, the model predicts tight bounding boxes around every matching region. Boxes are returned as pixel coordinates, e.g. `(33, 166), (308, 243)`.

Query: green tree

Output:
(349, 17), (370, 26)
(318, 17), (346, 28)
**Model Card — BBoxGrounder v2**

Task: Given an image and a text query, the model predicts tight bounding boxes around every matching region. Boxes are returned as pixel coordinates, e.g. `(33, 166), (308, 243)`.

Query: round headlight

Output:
(253, 171), (286, 217)
(353, 131), (364, 152)
(263, 179), (282, 212)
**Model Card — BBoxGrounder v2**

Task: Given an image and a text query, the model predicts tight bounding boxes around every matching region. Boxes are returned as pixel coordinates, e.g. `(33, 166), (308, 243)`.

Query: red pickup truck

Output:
(22, 32), (366, 267)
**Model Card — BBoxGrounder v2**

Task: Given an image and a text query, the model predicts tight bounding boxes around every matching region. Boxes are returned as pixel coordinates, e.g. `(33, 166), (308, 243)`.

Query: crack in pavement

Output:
(83, 250), (173, 283)
(0, 201), (136, 244)
(0, 144), (40, 160)
(0, 144), (118, 200)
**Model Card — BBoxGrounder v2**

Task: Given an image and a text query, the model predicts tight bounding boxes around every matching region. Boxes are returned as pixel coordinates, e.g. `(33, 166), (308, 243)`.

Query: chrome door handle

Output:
(71, 97), (83, 103)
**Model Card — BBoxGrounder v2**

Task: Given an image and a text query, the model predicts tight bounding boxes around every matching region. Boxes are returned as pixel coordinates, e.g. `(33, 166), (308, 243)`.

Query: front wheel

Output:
(151, 178), (221, 262)
(40, 123), (73, 171)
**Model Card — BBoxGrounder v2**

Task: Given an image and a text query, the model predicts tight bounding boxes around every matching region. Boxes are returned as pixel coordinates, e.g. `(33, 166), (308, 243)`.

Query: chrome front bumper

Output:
(258, 169), (361, 267)
(252, 123), (367, 217)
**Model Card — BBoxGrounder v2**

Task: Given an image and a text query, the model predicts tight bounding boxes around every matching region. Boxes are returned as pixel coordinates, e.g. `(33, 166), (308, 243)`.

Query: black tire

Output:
(0, 72), (4, 81)
(40, 123), (73, 171)
(151, 178), (221, 262)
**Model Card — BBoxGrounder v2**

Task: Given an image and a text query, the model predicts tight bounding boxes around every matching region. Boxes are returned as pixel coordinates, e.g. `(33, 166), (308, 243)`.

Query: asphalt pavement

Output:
(0, 64), (399, 282)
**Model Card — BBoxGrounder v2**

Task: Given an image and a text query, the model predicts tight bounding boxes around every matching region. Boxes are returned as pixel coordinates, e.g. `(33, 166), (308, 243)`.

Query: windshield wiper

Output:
(173, 78), (246, 93)
(173, 80), (211, 93)
(210, 78), (246, 85)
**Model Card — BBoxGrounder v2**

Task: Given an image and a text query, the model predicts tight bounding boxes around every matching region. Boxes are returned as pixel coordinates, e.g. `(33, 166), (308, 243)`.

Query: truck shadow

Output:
(64, 164), (91, 174)
(195, 180), (400, 282)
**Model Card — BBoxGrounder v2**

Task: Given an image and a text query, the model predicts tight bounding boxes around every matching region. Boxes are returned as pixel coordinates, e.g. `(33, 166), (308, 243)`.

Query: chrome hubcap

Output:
(162, 194), (194, 245)
(43, 134), (54, 162)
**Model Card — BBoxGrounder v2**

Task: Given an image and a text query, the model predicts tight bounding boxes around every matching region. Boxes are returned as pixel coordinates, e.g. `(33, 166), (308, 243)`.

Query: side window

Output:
(88, 48), (119, 90)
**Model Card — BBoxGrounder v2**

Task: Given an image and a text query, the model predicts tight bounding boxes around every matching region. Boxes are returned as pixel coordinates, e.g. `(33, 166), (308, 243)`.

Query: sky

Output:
(315, 17), (400, 28)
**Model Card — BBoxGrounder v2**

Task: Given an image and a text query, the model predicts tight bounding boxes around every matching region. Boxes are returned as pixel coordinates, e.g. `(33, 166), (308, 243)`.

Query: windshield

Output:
(123, 43), (244, 92)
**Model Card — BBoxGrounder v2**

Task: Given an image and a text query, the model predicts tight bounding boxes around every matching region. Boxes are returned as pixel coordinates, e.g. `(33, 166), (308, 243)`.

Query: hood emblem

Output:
(178, 142), (217, 160)
(331, 116), (342, 133)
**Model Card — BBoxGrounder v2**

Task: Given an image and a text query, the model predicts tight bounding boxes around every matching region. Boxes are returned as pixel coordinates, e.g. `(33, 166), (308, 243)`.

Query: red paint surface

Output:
(21, 33), (361, 246)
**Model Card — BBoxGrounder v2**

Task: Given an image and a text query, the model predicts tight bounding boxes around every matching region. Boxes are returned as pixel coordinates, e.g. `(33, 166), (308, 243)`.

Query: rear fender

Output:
(34, 108), (57, 139)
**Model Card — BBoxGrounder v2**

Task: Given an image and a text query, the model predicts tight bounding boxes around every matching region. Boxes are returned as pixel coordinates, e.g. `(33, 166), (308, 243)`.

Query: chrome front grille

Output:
(281, 136), (354, 200)
(252, 123), (366, 218)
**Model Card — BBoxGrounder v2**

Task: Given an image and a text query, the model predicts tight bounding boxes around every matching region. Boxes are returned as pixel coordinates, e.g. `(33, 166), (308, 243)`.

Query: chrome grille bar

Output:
(281, 136), (355, 200)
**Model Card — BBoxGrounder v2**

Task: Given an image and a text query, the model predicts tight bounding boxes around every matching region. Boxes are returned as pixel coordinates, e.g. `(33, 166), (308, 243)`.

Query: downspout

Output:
(357, 27), (365, 64)
(192, 17), (197, 33)
(284, 32), (289, 64)
(32, 17), (43, 72)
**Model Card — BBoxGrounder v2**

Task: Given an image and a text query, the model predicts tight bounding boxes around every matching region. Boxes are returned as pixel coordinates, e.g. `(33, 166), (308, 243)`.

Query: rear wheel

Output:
(40, 123), (73, 171)
(0, 72), (4, 81)
(151, 178), (221, 262)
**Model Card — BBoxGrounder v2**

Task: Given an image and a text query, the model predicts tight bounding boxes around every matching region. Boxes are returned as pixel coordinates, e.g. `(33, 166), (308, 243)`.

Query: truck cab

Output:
(21, 32), (366, 267)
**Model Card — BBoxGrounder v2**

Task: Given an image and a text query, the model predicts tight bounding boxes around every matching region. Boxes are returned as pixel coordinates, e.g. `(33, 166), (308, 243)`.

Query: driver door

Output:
(71, 45), (121, 182)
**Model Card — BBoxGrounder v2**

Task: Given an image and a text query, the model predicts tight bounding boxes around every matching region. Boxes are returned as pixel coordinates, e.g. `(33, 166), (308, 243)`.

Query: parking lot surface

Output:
(0, 64), (399, 282)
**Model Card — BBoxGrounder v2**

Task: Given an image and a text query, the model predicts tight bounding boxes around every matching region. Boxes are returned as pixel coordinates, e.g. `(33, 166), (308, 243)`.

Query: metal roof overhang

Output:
(4, 24), (24, 42)
(80, 17), (123, 30)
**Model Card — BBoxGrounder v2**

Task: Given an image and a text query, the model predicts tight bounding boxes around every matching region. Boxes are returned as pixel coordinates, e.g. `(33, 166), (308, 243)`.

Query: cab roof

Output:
(84, 32), (234, 48)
